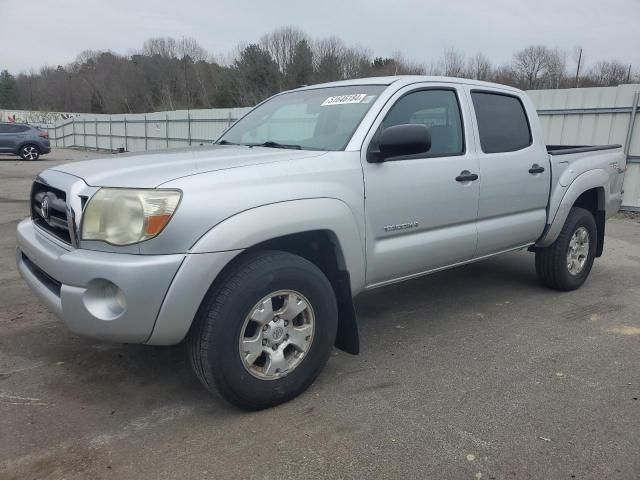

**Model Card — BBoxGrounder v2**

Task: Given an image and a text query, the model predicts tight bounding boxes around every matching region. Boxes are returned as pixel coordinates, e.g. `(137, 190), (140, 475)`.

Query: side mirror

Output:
(369, 124), (431, 162)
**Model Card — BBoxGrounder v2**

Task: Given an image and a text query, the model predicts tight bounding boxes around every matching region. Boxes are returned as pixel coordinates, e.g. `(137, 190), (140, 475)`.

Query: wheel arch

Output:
(537, 170), (608, 254)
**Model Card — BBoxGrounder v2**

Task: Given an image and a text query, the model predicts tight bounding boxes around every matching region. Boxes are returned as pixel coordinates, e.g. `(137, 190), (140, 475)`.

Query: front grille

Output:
(30, 181), (71, 244)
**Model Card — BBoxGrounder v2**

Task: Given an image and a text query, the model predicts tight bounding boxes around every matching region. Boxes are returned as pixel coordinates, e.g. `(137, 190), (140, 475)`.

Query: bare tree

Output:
(260, 26), (308, 76)
(178, 37), (208, 62)
(512, 45), (551, 89)
(342, 46), (373, 79)
(439, 49), (466, 77)
(391, 51), (425, 75)
(313, 36), (346, 83)
(587, 60), (630, 86)
(467, 52), (492, 80)
(141, 37), (179, 58)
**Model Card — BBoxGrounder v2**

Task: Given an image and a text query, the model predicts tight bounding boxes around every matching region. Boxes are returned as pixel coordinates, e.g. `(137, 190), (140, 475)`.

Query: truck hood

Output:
(51, 145), (326, 188)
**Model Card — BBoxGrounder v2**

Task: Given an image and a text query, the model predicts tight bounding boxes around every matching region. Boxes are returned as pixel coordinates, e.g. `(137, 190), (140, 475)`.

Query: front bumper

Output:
(16, 218), (184, 343)
(16, 219), (241, 345)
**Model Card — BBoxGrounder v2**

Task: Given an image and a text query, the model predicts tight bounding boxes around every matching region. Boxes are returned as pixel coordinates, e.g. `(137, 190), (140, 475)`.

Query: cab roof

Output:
(296, 75), (524, 95)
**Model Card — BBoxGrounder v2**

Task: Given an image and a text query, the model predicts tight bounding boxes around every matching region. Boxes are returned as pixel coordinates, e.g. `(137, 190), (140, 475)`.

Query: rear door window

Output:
(471, 91), (532, 153)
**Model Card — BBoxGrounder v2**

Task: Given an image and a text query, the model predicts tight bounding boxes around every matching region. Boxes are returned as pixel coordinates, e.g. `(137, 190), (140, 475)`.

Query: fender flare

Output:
(190, 197), (366, 293)
(537, 169), (608, 247)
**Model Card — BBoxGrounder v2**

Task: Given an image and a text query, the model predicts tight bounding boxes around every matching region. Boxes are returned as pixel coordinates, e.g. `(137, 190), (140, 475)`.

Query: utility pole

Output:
(574, 48), (582, 88)
(626, 64), (632, 84)
(182, 37), (192, 146)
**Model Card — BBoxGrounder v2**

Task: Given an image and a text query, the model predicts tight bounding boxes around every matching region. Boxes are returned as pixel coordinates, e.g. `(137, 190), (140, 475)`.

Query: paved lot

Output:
(1, 149), (639, 479)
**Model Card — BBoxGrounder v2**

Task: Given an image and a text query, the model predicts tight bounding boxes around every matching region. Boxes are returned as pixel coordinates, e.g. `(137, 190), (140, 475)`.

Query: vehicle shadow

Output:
(355, 249), (539, 321)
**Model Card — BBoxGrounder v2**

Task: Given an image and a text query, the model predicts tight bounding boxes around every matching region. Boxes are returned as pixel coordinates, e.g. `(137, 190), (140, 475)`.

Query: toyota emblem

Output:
(41, 196), (50, 220)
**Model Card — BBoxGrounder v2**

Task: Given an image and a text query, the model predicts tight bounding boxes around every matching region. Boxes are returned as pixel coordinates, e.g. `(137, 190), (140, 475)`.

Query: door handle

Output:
(456, 171), (479, 182)
(529, 164), (545, 174)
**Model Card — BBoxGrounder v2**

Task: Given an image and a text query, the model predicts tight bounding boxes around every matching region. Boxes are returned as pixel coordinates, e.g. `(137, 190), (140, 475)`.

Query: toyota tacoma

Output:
(16, 76), (626, 409)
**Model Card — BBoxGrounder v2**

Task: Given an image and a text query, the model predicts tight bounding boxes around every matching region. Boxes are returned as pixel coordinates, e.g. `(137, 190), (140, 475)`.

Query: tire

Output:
(19, 144), (41, 161)
(188, 250), (338, 410)
(535, 207), (597, 291)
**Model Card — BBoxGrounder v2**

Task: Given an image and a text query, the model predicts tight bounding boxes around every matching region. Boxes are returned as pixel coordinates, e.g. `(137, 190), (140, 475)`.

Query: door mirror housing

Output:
(368, 124), (431, 162)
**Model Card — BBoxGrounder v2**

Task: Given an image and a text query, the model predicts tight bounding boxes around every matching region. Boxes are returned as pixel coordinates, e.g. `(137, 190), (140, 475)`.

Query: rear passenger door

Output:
(466, 89), (550, 257)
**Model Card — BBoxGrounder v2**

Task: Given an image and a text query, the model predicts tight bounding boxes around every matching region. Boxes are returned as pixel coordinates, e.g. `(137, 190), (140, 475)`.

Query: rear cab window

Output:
(471, 91), (532, 153)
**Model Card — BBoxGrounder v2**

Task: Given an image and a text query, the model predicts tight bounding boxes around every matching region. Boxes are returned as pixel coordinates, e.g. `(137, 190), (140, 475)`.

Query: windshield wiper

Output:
(252, 141), (302, 150)
(216, 139), (238, 145)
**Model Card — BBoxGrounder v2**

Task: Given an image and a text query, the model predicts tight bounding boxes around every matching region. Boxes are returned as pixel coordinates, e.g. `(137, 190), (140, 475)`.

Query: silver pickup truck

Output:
(16, 76), (626, 409)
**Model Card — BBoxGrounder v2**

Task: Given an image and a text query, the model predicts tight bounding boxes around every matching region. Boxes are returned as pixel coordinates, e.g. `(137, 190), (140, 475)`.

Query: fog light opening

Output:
(83, 279), (127, 321)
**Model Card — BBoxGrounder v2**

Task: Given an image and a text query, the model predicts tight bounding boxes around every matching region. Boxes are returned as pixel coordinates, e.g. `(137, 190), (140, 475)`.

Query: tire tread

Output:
(535, 207), (596, 291)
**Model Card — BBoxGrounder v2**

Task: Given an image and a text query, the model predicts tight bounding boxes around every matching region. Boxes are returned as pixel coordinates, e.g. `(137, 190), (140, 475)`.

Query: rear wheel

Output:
(535, 207), (597, 291)
(19, 144), (40, 161)
(188, 250), (338, 410)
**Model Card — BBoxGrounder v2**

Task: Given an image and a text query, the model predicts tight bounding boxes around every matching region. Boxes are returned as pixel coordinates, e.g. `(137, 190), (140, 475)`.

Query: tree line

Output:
(0, 26), (637, 114)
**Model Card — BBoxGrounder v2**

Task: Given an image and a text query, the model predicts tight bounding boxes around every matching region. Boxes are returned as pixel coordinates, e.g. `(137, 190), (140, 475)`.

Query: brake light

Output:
(39, 131), (49, 139)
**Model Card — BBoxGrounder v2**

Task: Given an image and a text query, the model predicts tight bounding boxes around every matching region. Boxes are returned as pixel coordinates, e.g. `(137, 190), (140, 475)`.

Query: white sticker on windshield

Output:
(321, 94), (369, 106)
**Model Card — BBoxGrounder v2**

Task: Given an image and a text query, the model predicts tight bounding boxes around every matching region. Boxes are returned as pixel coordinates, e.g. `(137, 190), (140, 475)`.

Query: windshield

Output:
(218, 85), (385, 151)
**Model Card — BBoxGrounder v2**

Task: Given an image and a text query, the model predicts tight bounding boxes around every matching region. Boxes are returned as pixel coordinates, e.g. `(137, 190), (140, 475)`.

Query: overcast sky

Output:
(1, 0), (638, 74)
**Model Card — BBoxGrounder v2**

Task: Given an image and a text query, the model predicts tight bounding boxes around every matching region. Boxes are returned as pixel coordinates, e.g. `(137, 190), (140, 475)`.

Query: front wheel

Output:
(535, 207), (597, 291)
(19, 144), (41, 161)
(188, 250), (338, 410)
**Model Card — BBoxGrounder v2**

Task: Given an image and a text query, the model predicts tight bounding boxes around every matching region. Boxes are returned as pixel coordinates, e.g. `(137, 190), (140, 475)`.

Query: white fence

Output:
(33, 107), (252, 152)
(528, 84), (640, 209)
(8, 83), (640, 208)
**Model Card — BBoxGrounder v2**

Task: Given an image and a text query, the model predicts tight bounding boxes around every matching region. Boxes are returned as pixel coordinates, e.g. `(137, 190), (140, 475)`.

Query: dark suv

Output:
(0, 123), (51, 160)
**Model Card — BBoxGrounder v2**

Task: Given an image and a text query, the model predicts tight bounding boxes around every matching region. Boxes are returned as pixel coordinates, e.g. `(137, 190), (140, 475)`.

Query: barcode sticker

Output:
(321, 94), (369, 106)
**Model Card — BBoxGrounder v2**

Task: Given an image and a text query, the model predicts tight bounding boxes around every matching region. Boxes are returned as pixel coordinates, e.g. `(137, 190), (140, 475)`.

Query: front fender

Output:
(148, 198), (366, 345)
(190, 198), (366, 294)
(537, 169), (608, 247)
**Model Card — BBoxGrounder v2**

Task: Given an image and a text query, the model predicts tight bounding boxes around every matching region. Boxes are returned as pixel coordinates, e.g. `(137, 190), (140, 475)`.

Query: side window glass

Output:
(5, 124), (25, 133)
(471, 92), (532, 153)
(373, 89), (464, 156)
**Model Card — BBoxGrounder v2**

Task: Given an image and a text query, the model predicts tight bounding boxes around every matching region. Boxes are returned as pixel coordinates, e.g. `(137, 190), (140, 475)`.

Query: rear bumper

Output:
(16, 218), (240, 345)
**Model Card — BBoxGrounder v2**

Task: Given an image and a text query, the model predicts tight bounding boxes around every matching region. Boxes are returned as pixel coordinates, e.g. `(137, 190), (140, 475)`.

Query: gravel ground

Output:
(0, 149), (639, 480)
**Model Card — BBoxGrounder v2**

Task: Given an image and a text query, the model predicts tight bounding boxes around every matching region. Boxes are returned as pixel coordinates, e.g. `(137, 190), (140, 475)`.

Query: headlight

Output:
(81, 189), (181, 245)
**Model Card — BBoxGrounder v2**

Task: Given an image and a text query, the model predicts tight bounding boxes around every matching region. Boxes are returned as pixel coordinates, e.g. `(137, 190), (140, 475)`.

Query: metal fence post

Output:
(72, 118), (76, 147)
(95, 118), (99, 151)
(165, 113), (169, 148)
(124, 116), (128, 152)
(144, 114), (148, 151)
(83, 119), (87, 150)
(187, 112), (192, 146)
(109, 116), (113, 152)
(624, 91), (639, 161)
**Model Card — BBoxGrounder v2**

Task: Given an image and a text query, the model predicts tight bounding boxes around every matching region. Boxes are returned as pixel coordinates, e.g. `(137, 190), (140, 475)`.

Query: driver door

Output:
(361, 85), (480, 287)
